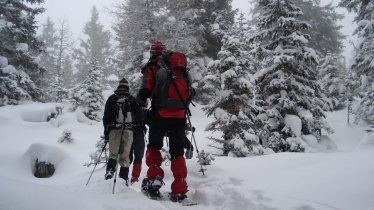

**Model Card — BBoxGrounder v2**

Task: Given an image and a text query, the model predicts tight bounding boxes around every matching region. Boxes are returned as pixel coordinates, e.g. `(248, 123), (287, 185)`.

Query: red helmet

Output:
(150, 41), (166, 55)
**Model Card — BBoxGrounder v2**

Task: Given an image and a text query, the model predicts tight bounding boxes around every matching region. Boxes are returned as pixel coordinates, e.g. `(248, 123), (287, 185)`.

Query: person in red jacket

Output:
(136, 41), (193, 202)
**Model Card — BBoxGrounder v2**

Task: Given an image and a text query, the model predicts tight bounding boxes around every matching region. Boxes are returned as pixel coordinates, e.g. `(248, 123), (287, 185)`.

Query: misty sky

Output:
(36, 0), (356, 64)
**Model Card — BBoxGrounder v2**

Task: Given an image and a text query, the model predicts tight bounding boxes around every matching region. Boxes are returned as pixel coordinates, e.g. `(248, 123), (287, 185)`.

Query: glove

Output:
(104, 130), (109, 143)
(185, 149), (193, 159)
(135, 97), (147, 107)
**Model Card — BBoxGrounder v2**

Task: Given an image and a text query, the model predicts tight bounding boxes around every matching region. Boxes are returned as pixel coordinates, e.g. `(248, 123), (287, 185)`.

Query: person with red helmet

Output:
(136, 41), (194, 202)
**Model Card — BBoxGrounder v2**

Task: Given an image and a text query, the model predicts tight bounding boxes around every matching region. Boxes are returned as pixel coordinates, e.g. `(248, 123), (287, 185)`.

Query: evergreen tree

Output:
(200, 0), (236, 59)
(62, 54), (74, 89)
(318, 53), (345, 110)
(112, 0), (168, 93)
(249, 0), (330, 152)
(75, 6), (113, 84)
(0, 0), (45, 106)
(85, 135), (108, 167)
(296, 0), (345, 57)
(205, 27), (265, 156)
(340, 0), (374, 124)
(58, 129), (74, 143)
(38, 17), (58, 99)
(50, 19), (72, 102)
(70, 58), (104, 121)
(249, 0), (345, 57)
(111, 0), (236, 99)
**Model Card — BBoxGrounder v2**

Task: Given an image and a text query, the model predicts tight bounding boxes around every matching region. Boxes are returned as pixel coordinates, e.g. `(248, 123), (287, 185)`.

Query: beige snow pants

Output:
(108, 128), (133, 167)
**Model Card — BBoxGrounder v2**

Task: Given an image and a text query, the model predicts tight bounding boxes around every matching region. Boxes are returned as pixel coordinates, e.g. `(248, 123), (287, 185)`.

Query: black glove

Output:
(104, 130), (109, 142)
(185, 149), (193, 159)
(135, 96), (147, 107)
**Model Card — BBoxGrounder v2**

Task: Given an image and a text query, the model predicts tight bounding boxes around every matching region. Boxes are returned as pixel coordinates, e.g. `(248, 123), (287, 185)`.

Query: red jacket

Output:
(137, 55), (187, 118)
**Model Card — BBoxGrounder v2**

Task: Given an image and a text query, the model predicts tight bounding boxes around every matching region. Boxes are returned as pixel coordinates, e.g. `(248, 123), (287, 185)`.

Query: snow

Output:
(16, 43), (29, 52)
(105, 74), (119, 82)
(167, 16), (176, 23)
(284, 114), (302, 137)
(1, 64), (18, 74)
(0, 102), (374, 210)
(27, 143), (67, 166)
(0, 55), (8, 68)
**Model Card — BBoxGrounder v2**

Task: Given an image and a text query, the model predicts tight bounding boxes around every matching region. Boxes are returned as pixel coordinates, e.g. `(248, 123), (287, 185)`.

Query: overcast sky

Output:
(36, 0), (356, 64)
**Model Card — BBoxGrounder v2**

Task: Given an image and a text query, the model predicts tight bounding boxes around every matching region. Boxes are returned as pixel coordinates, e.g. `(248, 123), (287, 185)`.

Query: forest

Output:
(1, 0), (373, 155)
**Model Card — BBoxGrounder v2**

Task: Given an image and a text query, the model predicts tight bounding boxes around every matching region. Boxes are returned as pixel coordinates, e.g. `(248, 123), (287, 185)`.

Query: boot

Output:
(104, 158), (117, 180)
(119, 166), (129, 181)
(131, 163), (142, 184)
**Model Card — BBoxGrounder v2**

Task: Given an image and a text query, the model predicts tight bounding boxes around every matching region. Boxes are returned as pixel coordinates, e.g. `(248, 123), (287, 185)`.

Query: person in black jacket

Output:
(129, 107), (147, 184)
(103, 78), (141, 184)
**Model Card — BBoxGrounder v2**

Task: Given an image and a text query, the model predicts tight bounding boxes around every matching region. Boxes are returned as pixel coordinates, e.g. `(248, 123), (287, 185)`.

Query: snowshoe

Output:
(141, 176), (164, 200)
(168, 193), (198, 206)
(169, 193), (187, 203)
(104, 170), (114, 180)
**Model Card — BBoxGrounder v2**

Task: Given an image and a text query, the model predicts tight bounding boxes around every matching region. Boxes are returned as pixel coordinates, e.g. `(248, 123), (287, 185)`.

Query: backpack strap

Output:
(170, 77), (192, 117)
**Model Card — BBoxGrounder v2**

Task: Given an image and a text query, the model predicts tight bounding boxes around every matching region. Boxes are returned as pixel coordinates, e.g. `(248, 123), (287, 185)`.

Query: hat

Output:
(118, 78), (129, 88)
(150, 41), (166, 55)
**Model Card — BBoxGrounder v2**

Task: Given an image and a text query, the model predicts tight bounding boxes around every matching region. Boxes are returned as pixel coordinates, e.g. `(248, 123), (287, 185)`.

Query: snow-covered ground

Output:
(0, 102), (373, 210)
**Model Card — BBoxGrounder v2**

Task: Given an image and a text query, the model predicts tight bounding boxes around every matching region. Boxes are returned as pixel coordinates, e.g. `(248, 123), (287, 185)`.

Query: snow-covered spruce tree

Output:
(38, 18), (74, 102)
(318, 53), (345, 110)
(197, 150), (215, 165)
(49, 20), (73, 102)
(205, 29), (266, 157)
(199, 0), (236, 59)
(164, 2), (205, 61)
(249, 0), (331, 152)
(85, 135), (108, 167)
(75, 6), (113, 85)
(356, 89), (374, 125)
(62, 54), (74, 89)
(157, 0), (208, 103)
(37, 17), (58, 101)
(340, 0), (374, 125)
(249, 0), (345, 57)
(295, 0), (345, 57)
(70, 58), (104, 121)
(0, 0), (45, 106)
(112, 0), (162, 93)
(58, 129), (74, 143)
(190, 0), (237, 104)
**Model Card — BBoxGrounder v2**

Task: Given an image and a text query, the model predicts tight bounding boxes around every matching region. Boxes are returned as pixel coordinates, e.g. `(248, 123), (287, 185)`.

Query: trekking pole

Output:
(86, 141), (107, 186)
(112, 127), (125, 194)
(186, 114), (206, 176)
(170, 80), (206, 176)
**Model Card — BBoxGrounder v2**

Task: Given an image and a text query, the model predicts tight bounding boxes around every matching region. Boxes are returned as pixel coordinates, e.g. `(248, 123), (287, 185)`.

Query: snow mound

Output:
(26, 143), (67, 168)
(75, 107), (97, 125)
(319, 135), (338, 151)
(21, 104), (61, 122)
(355, 132), (374, 151)
(189, 177), (275, 210)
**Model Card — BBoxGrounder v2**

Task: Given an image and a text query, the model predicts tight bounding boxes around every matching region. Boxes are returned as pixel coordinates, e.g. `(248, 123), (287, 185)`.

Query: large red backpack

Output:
(152, 51), (194, 109)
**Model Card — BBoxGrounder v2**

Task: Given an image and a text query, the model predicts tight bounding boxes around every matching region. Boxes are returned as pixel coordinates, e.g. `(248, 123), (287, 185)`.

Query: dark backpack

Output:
(153, 51), (194, 109)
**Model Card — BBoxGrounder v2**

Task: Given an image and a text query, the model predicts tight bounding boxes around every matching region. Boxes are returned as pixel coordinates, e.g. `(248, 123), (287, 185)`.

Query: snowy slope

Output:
(0, 102), (373, 210)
